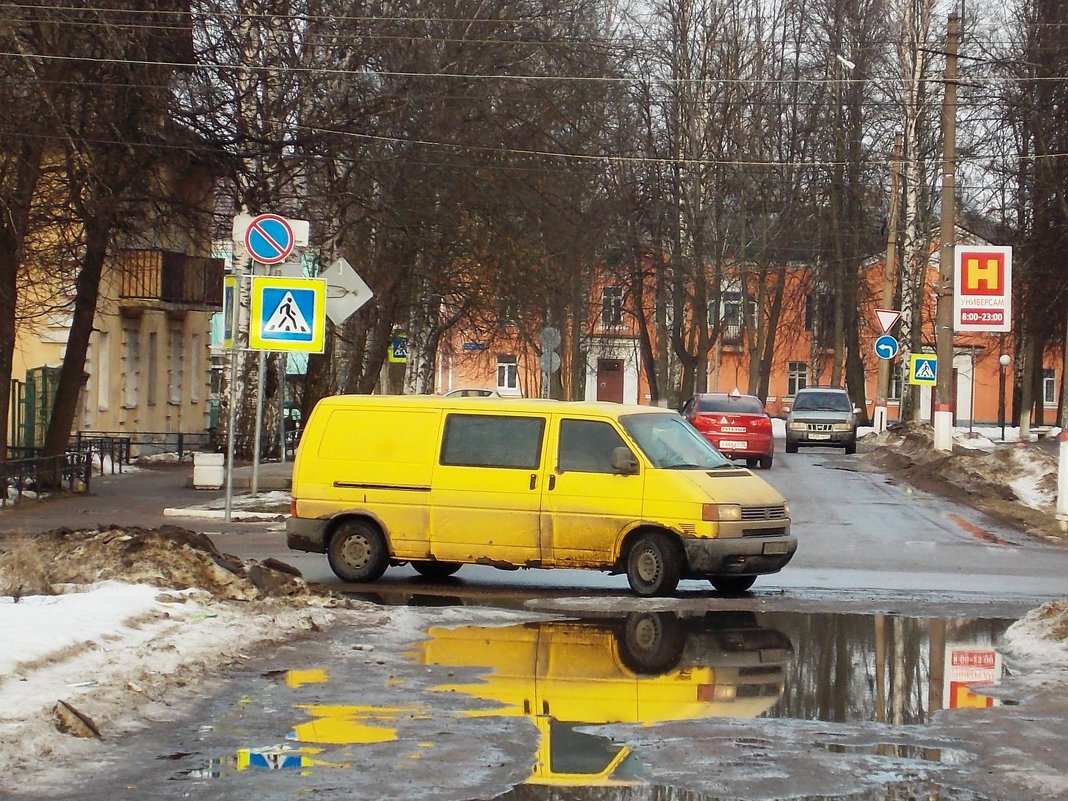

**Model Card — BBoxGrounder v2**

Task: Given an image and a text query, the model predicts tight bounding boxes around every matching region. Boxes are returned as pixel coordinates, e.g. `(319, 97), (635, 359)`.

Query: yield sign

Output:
(319, 257), (374, 325)
(875, 308), (902, 333)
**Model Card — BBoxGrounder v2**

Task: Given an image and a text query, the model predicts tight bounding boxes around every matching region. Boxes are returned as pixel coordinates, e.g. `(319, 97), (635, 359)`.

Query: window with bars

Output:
(601, 286), (624, 329)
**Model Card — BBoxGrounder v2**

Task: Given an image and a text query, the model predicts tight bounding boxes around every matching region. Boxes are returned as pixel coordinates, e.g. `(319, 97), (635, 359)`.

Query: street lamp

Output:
(999, 354), (1011, 441)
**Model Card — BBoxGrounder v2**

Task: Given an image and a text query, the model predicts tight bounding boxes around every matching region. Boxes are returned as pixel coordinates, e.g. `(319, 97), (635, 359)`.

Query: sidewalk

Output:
(0, 460), (293, 535)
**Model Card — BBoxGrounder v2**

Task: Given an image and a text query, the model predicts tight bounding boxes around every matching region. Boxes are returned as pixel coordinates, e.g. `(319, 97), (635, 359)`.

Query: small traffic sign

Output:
(222, 275), (237, 349)
(244, 213), (295, 265)
(319, 257), (374, 326)
(248, 275), (326, 353)
(874, 334), (899, 360)
(875, 308), (902, 333)
(908, 353), (937, 386)
(388, 331), (409, 363)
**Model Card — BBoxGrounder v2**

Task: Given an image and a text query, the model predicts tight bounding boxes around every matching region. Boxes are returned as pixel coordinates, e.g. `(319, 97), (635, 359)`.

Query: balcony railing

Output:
(117, 249), (224, 309)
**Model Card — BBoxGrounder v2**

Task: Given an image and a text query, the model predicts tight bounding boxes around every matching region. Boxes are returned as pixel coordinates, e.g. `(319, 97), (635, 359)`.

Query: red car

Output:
(681, 392), (775, 469)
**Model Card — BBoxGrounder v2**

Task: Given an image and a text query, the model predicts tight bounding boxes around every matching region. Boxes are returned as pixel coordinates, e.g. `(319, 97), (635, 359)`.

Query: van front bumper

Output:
(682, 535), (797, 577)
(286, 517), (330, 553)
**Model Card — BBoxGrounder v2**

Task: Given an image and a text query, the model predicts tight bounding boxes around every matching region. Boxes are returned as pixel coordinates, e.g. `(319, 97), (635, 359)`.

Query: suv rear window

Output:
(698, 395), (764, 415)
(792, 391), (851, 412)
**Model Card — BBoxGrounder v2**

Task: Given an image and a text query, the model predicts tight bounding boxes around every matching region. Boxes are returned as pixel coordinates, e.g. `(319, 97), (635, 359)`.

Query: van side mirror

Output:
(611, 447), (639, 475)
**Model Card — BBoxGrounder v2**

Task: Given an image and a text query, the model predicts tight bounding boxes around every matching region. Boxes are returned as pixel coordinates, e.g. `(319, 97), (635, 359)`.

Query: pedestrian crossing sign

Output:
(249, 275), (326, 353)
(908, 353), (938, 386)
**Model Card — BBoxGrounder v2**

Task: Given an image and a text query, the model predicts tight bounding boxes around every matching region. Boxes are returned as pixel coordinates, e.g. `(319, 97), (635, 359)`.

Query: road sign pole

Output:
(251, 348), (266, 496)
(875, 134), (902, 435)
(933, 13), (960, 453)
(223, 273), (243, 524)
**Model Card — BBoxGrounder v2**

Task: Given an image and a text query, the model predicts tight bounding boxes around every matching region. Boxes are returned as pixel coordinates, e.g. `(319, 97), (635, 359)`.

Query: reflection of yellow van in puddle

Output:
(287, 613), (792, 786)
(287, 396), (795, 595)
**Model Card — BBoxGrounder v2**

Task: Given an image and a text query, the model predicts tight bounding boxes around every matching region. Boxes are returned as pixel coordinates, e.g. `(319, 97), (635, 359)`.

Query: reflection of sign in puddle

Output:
(817, 741), (971, 763)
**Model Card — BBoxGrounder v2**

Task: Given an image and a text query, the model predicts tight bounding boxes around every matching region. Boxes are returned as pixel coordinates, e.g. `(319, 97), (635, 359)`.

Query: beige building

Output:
(12, 162), (223, 456)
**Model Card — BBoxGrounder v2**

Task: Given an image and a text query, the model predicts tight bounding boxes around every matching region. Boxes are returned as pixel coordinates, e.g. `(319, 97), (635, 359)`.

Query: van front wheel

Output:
(327, 520), (389, 583)
(626, 533), (681, 597)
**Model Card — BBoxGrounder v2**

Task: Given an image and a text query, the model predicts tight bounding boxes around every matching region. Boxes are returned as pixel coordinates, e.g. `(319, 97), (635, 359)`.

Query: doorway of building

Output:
(596, 359), (624, 403)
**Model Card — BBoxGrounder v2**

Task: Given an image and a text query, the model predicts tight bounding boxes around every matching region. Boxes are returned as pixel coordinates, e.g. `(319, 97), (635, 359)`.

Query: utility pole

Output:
(934, 13), (960, 452)
(875, 133), (903, 434)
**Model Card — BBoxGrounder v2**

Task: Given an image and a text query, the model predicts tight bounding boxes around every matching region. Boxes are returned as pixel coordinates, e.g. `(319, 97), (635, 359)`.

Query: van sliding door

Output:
(430, 413), (546, 565)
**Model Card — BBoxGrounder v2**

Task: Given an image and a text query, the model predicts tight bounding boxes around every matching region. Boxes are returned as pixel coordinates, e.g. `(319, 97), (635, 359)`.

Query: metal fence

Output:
(1, 452), (91, 507)
(72, 430), (208, 461)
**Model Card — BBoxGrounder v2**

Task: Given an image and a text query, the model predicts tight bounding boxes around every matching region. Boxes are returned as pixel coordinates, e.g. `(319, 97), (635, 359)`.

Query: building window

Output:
(146, 331), (158, 406)
(804, 286), (834, 348)
(714, 287), (756, 345)
(788, 361), (809, 396)
(601, 286), (624, 329)
(497, 355), (518, 391)
(190, 334), (201, 403)
(95, 331), (110, 411)
(1043, 368), (1057, 405)
(888, 361), (903, 400)
(168, 323), (184, 405)
(122, 322), (140, 408)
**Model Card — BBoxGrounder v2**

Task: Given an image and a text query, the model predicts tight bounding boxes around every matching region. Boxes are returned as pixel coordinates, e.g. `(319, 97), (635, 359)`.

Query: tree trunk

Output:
(41, 220), (111, 475)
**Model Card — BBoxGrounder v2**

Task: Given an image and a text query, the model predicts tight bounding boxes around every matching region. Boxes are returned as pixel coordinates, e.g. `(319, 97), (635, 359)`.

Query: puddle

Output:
(177, 609), (1014, 800)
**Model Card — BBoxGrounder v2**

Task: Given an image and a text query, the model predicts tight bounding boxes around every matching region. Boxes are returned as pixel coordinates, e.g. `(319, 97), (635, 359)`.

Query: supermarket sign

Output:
(953, 246), (1012, 333)
(943, 644), (1003, 709)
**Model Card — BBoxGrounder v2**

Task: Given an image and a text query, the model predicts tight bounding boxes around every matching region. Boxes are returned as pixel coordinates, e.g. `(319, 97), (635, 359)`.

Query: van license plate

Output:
(763, 541), (791, 555)
(808, 433), (831, 440)
(720, 440), (747, 449)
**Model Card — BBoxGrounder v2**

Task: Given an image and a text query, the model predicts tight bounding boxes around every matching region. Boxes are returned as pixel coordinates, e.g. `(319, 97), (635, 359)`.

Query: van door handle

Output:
(529, 473), (537, 490)
(547, 475), (556, 491)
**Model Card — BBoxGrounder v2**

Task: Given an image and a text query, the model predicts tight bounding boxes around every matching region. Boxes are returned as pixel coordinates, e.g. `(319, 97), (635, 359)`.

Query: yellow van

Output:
(286, 396), (795, 596)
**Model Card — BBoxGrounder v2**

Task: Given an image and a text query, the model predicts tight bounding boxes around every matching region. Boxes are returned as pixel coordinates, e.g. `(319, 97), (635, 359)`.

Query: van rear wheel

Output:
(327, 520), (389, 583)
(626, 532), (681, 597)
(411, 560), (461, 579)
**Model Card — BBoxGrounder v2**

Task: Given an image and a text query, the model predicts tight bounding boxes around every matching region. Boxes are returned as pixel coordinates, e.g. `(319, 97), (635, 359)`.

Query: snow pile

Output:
(863, 422), (1061, 522)
(1000, 600), (1068, 675)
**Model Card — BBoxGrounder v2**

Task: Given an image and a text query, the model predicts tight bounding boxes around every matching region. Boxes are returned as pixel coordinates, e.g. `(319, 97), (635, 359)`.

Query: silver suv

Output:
(785, 386), (859, 454)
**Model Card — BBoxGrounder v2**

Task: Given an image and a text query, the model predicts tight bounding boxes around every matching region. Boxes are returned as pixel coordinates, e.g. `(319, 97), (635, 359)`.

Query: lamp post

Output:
(998, 354), (1011, 441)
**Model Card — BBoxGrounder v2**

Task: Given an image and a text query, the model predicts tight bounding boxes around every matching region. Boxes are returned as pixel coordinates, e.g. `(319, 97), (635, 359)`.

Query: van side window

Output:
(558, 419), (628, 473)
(441, 414), (545, 469)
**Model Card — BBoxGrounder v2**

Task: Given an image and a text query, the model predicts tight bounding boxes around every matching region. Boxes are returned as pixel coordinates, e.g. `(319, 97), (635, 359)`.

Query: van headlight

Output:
(832, 423), (853, 431)
(787, 422), (806, 431)
(703, 504), (742, 522)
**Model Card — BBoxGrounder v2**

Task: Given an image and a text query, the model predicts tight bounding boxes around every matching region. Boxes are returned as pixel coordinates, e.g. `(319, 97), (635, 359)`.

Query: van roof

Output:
(312, 394), (676, 419)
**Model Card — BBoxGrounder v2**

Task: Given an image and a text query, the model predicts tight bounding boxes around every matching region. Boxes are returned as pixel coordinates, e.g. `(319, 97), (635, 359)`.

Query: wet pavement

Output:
(18, 606), (1064, 801)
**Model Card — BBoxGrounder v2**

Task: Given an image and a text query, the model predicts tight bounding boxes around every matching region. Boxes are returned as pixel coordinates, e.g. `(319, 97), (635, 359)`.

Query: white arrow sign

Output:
(319, 257), (374, 325)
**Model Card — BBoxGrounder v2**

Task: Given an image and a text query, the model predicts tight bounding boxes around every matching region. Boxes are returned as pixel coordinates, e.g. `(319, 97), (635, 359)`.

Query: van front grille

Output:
(741, 505), (788, 521)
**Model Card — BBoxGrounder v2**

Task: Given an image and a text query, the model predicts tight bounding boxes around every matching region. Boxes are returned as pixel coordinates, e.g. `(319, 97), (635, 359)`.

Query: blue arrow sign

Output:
(874, 334), (899, 360)
(244, 213), (295, 264)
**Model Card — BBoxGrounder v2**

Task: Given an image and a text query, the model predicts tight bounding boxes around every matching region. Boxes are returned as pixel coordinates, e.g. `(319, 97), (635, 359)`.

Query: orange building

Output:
(435, 247), (1062, 428)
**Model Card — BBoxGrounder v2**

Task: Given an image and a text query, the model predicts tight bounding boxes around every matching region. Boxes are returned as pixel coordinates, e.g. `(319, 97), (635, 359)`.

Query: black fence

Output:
(72, 430), (208, 461)
(70, 434), (132, 475)
(0, 452), (91, 507)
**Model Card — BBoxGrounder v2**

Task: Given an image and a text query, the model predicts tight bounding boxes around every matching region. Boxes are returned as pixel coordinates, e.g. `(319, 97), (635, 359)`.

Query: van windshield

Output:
(619, 414), (732, 470)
